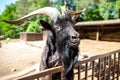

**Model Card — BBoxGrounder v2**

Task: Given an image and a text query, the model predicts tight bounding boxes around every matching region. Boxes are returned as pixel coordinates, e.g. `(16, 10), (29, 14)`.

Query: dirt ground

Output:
(0, 40), (46, 77)
(0, 39), (120, 78)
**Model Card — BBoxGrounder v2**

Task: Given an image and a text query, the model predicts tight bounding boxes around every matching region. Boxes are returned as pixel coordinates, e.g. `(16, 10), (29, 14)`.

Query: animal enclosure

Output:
(17, 49), (120, 80)
(20, 32), (43, 41)
(75, 19), (120, 42)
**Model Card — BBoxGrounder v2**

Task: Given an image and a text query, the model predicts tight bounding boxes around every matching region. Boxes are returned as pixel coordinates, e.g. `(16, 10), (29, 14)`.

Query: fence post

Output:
(108, 55), (111, 80)
(78, 65), (81, 80)
(92, 61), (95, 80)
(96, 28), (100, 41)
(117, 52), (120, 80)
(98, 59), (101, 80)
(85, 63), (88, 80)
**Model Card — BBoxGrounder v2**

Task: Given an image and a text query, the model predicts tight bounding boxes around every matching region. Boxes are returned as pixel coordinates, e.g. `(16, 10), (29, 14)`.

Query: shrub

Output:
(26, 21), (41, 33)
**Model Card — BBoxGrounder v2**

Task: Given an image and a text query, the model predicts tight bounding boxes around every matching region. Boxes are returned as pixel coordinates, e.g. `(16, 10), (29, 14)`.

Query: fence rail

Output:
(75, 49), (120, 80)
(17, 50), (120, 80)
(17, 66), (63, 80)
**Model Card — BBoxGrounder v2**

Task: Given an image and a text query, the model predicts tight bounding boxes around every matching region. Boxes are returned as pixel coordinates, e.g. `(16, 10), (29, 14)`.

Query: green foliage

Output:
(0, 0), (120, 38)
(84, 6), (103, 21)
(76, 0), (120, 21)
(0, 3), (20, 38)
(0, 0), (52, 38)
(5, 29), (17, 38)
(15, 0), (51, 33)
(0, 16), (3, 35)
(75, 0), (94, 11)
(98, 1), (116, 20)
(26, 21), (41, 33)
(53, 0), (76, 11)
(114, 0), (120, 18)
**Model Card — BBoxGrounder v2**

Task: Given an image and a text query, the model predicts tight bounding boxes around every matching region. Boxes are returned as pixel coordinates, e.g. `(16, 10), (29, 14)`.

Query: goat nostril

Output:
(72, 36), (77, 39)
(72, 35), (80, 39)
(71, 32), (80, 39)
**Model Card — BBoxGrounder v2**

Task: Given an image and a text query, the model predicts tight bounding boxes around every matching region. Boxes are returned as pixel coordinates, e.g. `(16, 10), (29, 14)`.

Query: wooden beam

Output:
(96, 29), (99, 41)
(17, 66), (63, 80)
(75, 19), (120, 27)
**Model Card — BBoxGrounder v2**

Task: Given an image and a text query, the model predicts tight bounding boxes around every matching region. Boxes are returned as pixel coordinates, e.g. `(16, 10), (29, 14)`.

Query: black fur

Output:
(40, 14), (80, 80)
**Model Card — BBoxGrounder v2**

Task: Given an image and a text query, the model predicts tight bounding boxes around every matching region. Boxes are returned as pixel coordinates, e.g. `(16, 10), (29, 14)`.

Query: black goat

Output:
(3, 7), (83, 80)
(40, 14), (80, 80)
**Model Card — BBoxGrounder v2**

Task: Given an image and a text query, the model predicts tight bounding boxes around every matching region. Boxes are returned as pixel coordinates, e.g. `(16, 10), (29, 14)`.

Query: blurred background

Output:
(0, 0), (120, 39)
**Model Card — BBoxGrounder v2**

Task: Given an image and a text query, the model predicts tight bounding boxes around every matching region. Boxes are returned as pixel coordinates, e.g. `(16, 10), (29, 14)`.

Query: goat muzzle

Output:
(70, 35), (80, 48)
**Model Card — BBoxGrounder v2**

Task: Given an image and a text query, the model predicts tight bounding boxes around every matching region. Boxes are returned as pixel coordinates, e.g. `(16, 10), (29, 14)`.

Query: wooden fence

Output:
(17, 50), (120, 80)
(75, 49), (120, 80)
(74, 19), (120, 42)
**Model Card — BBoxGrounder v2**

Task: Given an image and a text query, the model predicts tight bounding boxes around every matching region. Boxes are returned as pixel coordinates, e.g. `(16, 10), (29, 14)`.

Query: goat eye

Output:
(55, 26), (61, 32)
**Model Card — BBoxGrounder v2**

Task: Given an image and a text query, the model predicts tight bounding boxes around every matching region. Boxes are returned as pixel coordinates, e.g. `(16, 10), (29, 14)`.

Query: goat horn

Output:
(3, 7), (60, 24)
(66, 8), (86, 15)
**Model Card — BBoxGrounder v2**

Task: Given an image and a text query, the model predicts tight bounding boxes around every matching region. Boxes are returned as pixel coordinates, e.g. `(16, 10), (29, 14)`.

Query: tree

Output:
(98, 0), (116, 20)
(26, 20), (41, 33)
(0, 0), (53, 38)
(75, 0), (119, 21)
(114, 0), (120, 18)
(83, 5), (103, 21)
(0, 15), (3, 35)
(52, 0), (76, 11)
(0, 3), (20, 38)
(75, 0), (94, 11)
(16, 0), (52, 32)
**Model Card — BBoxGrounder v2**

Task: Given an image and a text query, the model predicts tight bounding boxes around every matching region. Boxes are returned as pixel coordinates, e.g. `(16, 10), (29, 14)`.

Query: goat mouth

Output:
(70, 41), (80, 48)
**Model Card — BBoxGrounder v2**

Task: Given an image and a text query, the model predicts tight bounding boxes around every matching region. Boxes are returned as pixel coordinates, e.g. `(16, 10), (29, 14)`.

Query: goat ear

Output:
(40, 20), (52, 30)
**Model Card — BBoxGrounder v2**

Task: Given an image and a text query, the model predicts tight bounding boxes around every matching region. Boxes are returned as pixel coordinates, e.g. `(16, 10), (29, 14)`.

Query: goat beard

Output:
(60, 42), (79, 79)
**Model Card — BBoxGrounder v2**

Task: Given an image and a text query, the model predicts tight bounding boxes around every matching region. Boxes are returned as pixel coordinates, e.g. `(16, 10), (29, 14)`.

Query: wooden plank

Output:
(100, 38), (120, 42)
(108, 55), (111, 80)
(96, 29), (99, 41)
(75, 26), (120, 30)
(17, 66), (63, 80)
(112, 54), (116, 80)
(92, 61), (95, 80)
(78, 66), (81, 80)
(117, 52), (120, 80)
(98, 59), (101, 80)
(75, 50), (120, 67)
(103, 57), (107, 80)
(75, 19), (120, 27)
(85, 63), (88, 80)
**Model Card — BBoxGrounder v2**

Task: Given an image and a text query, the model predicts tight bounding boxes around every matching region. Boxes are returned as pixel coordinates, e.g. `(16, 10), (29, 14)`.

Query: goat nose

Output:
(72, 32), (80, 39)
